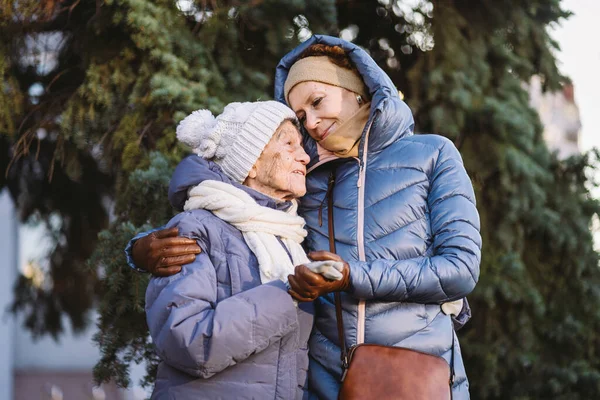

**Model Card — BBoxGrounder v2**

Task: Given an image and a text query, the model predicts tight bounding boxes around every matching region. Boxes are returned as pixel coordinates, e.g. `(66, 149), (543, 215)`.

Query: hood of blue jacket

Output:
(168, 155), (292, 212)
(274, 35), (415, 165)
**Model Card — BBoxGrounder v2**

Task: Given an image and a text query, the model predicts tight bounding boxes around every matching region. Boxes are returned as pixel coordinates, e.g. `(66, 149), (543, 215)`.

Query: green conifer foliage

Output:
(337, 1), (600, 398)
(407, 3), (600, 398)
(2, 0), (599, 397)
(1, 0), (336, 386)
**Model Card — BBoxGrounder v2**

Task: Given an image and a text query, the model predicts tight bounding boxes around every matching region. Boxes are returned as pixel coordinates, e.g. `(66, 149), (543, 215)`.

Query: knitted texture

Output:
(183, 180), (310, 284)
(284, 56), (368, 103)
(176, 101), (297, 182)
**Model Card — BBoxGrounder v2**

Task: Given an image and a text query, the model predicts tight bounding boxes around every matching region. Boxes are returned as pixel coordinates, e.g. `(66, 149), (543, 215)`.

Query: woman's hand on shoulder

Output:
(132, 227), (201, 277)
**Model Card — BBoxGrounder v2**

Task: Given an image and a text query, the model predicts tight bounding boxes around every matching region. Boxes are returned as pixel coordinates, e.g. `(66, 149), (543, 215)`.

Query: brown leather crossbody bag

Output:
(324, 169), (455, 400)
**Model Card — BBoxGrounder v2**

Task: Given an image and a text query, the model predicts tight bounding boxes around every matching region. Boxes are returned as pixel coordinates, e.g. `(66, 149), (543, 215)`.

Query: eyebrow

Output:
(292, 93), (313, 114)
(274, 128), (285, 140)
(275, 126), (302, 143)
(274, 122), (293, 140)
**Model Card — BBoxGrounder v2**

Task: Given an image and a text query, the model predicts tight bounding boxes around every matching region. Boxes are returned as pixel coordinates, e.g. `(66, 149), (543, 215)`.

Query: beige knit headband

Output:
(284, 56), (368, 104)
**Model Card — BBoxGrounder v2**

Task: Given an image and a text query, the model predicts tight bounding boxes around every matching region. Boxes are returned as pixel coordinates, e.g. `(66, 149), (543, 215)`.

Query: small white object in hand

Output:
(441, 299), (463, 316)
(304, 261), (345, 281)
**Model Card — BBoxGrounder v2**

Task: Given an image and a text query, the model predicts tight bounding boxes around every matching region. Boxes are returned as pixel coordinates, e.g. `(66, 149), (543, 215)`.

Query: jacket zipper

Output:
(356, 119), (374, 345)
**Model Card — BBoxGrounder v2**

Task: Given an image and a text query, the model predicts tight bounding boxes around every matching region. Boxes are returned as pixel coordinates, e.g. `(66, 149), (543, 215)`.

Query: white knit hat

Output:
(176, 101), (298, 183)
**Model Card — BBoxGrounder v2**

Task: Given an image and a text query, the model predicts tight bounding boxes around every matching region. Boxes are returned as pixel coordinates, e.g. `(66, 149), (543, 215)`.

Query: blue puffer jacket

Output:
(145, 156), (314, 399)
(274, 35), (481, 399)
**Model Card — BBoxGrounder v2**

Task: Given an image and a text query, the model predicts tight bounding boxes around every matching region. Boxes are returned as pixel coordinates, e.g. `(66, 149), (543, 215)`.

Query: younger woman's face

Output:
(288, 81), (360, 144)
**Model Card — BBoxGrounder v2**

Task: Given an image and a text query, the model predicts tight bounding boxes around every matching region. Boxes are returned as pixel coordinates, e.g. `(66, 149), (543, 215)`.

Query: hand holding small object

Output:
(287, 251), (350, 302)
(303, 260), (345, 280)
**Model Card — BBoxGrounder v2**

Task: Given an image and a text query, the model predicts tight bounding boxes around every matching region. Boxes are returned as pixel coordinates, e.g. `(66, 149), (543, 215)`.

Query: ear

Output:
(247, 164), (258, 179)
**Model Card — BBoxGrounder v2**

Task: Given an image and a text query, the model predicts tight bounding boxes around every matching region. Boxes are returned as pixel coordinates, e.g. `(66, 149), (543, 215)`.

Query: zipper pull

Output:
(340, 367), (349, 382)
(340, 353), (350, 382)
(356, 161), (364, 188)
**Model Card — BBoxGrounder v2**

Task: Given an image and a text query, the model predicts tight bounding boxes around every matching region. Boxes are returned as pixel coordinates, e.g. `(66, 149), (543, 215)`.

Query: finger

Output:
(154, 227), (180, 239)
(295, 265), (327, 286)
(288, 274), (305, 293)
(288, 275), (317, 298)
(160, 237), (200, 247)
(160, 244), (202, 257)
(153, 265), (182, 277)
(161, 254), (197, 267)
(308, 251), (341, 262)
(288, 289), (315, 302)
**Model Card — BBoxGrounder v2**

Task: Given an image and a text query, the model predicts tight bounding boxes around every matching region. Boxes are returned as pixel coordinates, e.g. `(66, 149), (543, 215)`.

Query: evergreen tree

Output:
(2, 0), (599, 397)
(338, 1), (600, 398)
(0, 0), (336, 387)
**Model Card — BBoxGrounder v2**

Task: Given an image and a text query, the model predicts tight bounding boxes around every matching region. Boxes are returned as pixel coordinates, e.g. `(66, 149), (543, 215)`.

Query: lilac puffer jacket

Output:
(145, 157), (314, 399)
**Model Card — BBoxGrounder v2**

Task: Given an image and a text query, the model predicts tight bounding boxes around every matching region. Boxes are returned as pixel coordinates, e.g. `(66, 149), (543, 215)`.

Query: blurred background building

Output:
(0, 190), (145, 400)
(527, 75), (582, 159)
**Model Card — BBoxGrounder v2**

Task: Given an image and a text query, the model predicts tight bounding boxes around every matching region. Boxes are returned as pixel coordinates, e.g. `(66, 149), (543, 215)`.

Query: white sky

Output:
(551, 0), (600, 151)
(552, 0), (600, 247)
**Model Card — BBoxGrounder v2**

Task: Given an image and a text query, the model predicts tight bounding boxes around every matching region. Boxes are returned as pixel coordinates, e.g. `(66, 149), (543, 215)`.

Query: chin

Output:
(293, 188), (307, 198)
(285, 185), (305, 199)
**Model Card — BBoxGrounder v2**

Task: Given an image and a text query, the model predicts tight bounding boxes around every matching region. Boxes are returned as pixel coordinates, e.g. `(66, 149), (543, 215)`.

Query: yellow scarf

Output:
(318, 102), (370, 158)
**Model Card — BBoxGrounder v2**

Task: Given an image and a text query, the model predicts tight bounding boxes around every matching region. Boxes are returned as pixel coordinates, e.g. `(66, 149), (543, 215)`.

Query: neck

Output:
(243, 180), (293, 202)
(318, 102), (370, 158)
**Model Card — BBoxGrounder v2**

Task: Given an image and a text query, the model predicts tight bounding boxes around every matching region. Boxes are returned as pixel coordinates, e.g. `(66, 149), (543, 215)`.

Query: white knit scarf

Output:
(183, 180), (310, 284)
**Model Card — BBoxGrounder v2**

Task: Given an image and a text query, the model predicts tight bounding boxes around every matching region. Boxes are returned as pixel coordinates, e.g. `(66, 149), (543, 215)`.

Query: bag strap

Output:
(326, 169), (350, 371)
(450, 326), (456, 394)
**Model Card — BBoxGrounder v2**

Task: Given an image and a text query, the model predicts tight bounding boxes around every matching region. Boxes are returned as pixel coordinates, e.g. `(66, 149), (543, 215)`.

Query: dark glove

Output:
(287, 251), (351, 302)
(452, 297), (472, 331)
(132, 227), (201, 277)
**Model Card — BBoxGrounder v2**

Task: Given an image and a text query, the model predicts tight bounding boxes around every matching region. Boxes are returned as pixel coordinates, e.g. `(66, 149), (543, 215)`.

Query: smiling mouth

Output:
(292, 170), (306, 176)
(318, 123), (335, 141)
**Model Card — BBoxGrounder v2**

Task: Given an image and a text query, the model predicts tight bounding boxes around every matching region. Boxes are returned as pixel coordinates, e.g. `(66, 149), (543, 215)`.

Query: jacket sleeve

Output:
(145, 224), (299, 378)
(347, 139), (481, 303)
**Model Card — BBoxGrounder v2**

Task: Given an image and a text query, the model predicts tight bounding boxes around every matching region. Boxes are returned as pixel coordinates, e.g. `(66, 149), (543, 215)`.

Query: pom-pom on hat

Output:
(177, 101), (297, 183)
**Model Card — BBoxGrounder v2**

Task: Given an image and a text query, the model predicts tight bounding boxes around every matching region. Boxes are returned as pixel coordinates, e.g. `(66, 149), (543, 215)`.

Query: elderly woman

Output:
(145, 101), (317, 399)
(132, 35), (481, 399)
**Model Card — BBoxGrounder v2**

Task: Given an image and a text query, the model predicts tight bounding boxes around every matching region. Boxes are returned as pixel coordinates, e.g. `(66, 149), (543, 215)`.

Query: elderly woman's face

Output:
(288, 81), (361, 145)
(245, 120), (310, 201)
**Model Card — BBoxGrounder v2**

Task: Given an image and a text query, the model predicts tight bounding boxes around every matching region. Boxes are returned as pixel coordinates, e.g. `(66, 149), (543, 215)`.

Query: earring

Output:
(356, 95), (363, 105)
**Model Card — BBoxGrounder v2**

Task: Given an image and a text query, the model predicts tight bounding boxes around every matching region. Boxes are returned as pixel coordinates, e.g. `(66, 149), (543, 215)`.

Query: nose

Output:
(296, 148), (310, 165)
(304, 111), (319, 131)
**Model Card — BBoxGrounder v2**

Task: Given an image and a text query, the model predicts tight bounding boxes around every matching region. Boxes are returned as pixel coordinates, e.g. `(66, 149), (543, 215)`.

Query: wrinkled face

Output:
(245, 120), (310, 201)
(288, 81), (361, 145)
